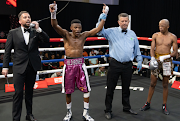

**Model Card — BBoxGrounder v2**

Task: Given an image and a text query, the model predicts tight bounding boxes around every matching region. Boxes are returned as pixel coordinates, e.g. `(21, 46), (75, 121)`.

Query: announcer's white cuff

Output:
(3, 68), (9, 70)
(36, 27), (42, 33)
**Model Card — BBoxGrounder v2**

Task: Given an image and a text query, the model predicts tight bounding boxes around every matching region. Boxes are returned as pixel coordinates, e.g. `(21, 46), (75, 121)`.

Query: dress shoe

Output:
(26, 114), (37, 121)
(140, 102), (150, 111)
(123, 109), (137, 115)
(162, 104), (170, 115)
(105, 112), (112, 120)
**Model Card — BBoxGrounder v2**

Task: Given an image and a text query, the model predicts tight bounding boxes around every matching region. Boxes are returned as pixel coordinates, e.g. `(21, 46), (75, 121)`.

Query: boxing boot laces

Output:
(140, 101), (150, 111)
(63, 109), (72, 121)
(162, 104), (170, 115)
(82, 108), (94, 121)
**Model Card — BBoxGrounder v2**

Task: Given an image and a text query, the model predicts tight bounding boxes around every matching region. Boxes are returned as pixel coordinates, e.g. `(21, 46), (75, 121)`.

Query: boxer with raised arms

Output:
(49, 1), (109, 121)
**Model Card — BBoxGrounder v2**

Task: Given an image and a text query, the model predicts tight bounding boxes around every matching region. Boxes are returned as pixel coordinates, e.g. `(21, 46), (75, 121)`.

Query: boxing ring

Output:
(0, 37), (180, 121)
(1, 37), (180, 78)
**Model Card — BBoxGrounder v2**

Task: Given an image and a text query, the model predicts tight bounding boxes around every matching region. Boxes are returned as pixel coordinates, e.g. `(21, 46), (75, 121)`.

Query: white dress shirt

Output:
(21, 26), (30, 45)
(21, 26), (42, 45)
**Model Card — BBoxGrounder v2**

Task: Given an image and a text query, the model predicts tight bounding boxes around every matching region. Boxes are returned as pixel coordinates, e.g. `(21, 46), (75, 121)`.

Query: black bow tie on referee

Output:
(24, 28), (30, 33)
(122, 29), (127, 33)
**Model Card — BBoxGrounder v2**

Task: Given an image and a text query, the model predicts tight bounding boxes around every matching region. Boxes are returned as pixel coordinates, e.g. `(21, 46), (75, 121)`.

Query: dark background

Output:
(0, 0), (16, 15)
(1, 0), (180, 46)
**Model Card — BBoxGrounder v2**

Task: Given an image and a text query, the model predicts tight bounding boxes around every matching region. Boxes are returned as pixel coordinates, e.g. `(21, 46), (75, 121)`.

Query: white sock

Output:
(83, 102), (89, 116)
(84, 101), (89, 109)
(66, 102), (72, 110)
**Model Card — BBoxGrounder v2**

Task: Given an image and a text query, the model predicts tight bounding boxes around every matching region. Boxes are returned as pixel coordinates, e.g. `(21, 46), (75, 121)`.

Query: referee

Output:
(96, 12), (142, 119)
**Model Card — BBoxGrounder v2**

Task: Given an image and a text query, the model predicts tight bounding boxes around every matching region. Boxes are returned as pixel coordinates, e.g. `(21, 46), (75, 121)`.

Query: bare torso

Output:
(64, 32), (87, 58)
(154, 32), (174, 54)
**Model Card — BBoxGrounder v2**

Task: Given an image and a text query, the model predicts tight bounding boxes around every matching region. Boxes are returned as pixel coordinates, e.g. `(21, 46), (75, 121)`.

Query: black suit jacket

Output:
(3, 27), (49, 74)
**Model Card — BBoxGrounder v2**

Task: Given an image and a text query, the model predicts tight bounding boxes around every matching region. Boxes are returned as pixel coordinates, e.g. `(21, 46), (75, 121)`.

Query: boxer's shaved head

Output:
(159, 19), (169, 27)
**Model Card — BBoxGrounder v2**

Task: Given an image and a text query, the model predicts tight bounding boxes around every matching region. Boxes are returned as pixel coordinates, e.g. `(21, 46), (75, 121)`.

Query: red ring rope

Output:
(0, 37), (180, 43)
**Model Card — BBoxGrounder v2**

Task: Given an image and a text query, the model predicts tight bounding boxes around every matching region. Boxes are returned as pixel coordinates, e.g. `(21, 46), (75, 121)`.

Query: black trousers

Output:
(105, 58), (132, 112)
(12, 61), (36, 121)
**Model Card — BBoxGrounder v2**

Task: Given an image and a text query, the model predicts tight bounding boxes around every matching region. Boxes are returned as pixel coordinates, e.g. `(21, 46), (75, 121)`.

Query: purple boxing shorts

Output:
(61, 57), (91, 94)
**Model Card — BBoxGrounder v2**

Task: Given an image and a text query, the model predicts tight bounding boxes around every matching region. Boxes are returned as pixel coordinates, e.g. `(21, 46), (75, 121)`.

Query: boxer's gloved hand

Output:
(159, 55), (170, 62)
(49, 1), (57, 19)
(137, 61), (142, 72)
(151, 57), (158, 64)
(149, 56), (158, 70)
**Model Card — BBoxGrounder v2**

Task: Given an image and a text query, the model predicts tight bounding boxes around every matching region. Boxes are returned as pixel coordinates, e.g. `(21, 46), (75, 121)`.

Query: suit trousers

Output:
(12, 61), (36, 121)
(105, 58), (132, 112)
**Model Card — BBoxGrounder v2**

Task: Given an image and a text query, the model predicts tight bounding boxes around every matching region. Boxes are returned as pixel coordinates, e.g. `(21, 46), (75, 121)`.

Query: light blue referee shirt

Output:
(96, 23), (142, 63)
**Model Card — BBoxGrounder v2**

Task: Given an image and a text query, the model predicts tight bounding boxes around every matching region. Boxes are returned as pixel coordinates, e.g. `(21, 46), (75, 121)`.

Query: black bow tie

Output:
(122, 30), (127, 33)
(24, 28), (30, 33)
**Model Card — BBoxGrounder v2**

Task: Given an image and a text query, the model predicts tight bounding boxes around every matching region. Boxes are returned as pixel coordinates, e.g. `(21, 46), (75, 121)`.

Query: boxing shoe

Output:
(162, 104), (170, 115)
(140, 102), (150, 111)
(63, 109), (72, 121)
(82, 108), (94, 121)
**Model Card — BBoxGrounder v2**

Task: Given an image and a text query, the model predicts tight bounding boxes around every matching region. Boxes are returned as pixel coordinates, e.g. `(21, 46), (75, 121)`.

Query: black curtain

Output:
(0, 15), (10, 31)
(16, 0), (180, 45)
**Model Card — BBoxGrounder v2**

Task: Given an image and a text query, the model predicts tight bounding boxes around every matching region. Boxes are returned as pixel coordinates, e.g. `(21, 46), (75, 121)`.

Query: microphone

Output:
(30, 23), (35, 28)
(30, 20), (41, 28)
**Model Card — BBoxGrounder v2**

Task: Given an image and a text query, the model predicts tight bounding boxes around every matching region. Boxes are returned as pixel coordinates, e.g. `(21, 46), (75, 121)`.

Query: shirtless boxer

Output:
(49, 1), (109, 121)
(140, 19), (178, 115)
